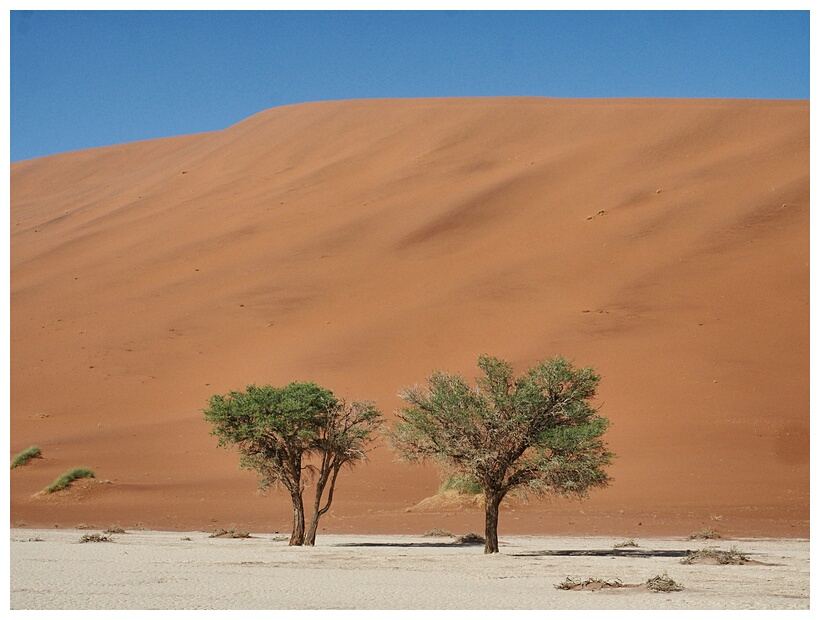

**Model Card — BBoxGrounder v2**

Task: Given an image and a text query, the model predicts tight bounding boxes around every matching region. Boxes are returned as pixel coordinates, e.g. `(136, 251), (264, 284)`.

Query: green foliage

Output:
(203, 381), (383, 546)
(43, 467), (94, 493)
(391, 355), (612, 499)
(11, 445), (42, 469)
(390, 354), (612, 553)
(439, 474), (482, 495)
(203, 382), (337, 493)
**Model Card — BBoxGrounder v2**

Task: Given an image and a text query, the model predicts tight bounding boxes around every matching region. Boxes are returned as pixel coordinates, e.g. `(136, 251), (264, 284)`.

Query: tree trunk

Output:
(289, 490), (306, 546)
(304, 496), (322, 547)
(305, 465), (341, 546)
(483, 489), (503, 554)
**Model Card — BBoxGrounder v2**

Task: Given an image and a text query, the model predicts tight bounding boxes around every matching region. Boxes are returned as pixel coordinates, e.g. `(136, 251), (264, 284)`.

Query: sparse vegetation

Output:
(11, 445), (42, 469)
(180, 537), (192, 541)
(646, 573), (683, 592)
(43, 468), (94, 493)
(614, 539), (638, 548)
(79, 533), (111, 543)
(423, 528), (454, 537)
(689, 528), (721, 540)
(390, 355), (612, 554)
(105, 524), (126, 534)
(681, 546), (749, 565)
(209, 528), (250, 539)
(555, 577), (625, 590)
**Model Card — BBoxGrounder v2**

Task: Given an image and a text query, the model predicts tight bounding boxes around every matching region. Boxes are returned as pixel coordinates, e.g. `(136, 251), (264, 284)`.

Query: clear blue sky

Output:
(10, 10), (810, 162)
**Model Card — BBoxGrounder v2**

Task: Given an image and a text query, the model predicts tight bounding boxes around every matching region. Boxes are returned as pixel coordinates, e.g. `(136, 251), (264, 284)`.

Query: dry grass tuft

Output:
(209, 528), (250, 539)
(688, 528), (721, 540)
(646, 573), (683, 592)
(555, 577), (625, 591)
(79, 533), (112, 543)
(423, 528), (454, 537)
(455, 532), (485, 545)
(614, 539), (638, 548)
(681, 546), (750, 565)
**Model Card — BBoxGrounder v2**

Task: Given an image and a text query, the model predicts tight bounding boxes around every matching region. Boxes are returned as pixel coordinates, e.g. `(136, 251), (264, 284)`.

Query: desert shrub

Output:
(614, 539), (638, 548)
(646, 573), (683, 592)
(43, 468), (94, 493)
(105, 524), (126, 534)
(79, 533), (111, 543)
(11, 445), (42, 469)
(438, 474), (482, 495)
(455, 532), (486, 545)
(423, 528), (454, 537)
(689, 528), (721, 540)
(180, 537), (192, 541)
(681, 546), (749, 565)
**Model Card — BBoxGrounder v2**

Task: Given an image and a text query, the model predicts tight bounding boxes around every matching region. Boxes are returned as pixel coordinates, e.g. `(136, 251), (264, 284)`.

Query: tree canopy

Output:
(203, 382), (381, 546)
(390, 354), (613, 553)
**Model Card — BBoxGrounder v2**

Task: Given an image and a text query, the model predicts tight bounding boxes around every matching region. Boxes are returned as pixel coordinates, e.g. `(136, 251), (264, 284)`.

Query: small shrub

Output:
(439, 474), (482, 495)
(681, 546), (749, 565)
(423, 528), (454, 537)
(180, 536), (192, 541)
(614, 539), (638, 548)
(105, 524), (126, 534)
(455, 532), (485, 545)
(11, 445), (42, 469)
(79, 533), (111, 543)
(689, 528), (721, 540)
(27, 537), (45, 542)
(646, 573), (683, 592)
(43, 468), (94, 493)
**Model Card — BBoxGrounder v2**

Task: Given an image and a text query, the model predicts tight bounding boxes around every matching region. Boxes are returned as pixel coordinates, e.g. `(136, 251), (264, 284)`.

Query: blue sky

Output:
(9, 10), (810, 162)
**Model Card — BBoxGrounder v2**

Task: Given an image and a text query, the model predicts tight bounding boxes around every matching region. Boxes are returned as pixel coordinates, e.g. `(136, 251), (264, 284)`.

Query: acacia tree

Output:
(203, 382), (381, 546)
(389, 355), (613, 554)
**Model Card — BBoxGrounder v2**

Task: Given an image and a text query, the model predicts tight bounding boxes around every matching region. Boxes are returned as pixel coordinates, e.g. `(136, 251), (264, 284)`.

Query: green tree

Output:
(389, 355), (613, 554)
(203, 382), (381, 546)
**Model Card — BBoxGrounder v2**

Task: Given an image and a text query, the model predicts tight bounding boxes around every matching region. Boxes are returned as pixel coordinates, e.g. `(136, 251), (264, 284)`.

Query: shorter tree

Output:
(203, 382), (381, 546)
(390, 355), (613, 554)
(305, 399), (382, 546)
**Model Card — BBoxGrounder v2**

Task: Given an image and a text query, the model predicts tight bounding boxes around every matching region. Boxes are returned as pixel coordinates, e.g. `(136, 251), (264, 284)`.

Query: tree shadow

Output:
(511, 548), (689, 558)
(332, 541), (484, 548)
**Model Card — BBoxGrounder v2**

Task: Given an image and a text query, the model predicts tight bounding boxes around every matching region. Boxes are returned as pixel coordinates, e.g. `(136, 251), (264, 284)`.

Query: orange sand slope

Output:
(10, 98), (809, 537)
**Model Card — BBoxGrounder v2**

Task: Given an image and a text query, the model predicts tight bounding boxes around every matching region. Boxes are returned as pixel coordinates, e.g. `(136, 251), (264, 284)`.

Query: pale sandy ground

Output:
(9, 529), (809, 610)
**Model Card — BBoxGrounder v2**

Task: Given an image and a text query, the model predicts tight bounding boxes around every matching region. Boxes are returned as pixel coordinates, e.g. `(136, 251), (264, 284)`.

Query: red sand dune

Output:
(10, 97), (809, 538)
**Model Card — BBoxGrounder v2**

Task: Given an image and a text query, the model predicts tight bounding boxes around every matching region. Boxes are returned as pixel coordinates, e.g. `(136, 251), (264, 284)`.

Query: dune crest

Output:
(11, 98), (809, 537)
